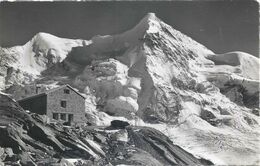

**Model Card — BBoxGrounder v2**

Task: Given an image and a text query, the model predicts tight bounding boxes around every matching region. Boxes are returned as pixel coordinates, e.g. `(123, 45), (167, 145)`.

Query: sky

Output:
(0, 1), (259, 57)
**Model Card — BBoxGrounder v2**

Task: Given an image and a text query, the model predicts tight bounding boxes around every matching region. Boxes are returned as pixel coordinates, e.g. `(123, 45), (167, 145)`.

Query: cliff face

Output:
(1, 13), (259, 165)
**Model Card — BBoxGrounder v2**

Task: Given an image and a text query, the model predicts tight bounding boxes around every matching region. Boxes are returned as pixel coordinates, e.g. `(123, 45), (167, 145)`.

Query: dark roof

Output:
(17, 93), (45, 102)
(18, 84), (85, 102)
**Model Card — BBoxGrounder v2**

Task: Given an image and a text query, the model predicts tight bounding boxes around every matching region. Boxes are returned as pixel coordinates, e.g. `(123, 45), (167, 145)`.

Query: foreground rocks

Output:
(0, 93), (107, 165)
(0, 93), (212, 165)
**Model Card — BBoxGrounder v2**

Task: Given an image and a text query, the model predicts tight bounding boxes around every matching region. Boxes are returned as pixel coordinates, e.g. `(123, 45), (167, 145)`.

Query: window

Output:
(61, 100), (66, 108)
(60, 113), (66, 121)
(53, 113), (59, 120)
(64, 89), (70, 94)
(68, 114), (74, 122)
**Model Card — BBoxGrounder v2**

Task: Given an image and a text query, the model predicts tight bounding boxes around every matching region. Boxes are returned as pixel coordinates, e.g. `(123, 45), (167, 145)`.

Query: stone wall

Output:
(46, 86), (85, 124)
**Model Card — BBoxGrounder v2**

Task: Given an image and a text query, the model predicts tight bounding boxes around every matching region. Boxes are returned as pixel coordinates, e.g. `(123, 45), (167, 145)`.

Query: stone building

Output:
(18, 84), (86, 125)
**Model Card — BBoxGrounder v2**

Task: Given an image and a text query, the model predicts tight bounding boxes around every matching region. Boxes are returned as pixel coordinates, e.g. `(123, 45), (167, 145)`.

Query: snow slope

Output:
(0, 32), (89, 90)
(1, 13), (260, 165)
(203, 51), (260, 95)
(207, 52), (259, 80)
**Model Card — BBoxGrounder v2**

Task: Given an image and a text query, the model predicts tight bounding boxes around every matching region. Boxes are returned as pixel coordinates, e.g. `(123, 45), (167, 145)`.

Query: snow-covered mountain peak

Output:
(89, 13), (162, 47)
(66, 13), (213, 68)
(32, 32), (59, 42)
(0, 32), (88, 90)
(135, 12), (161, 34)
(128, 12), (162, 36)
(30, 32), (64, 50)
(137, 13), (158, 27)
(143, 12), (157, 21)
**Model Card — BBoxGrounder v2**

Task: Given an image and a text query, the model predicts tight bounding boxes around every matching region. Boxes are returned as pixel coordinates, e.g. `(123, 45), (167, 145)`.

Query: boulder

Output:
(110, 129), (128, 142)
(110, 120), (130, 129)
(252, 109), (259, 116)
(200, 108), (220, 126)
(5, 148), (13, 157)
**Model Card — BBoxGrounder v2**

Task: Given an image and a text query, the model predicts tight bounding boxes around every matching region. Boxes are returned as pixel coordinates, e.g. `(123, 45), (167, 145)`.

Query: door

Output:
(68, 114), (74, 125)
